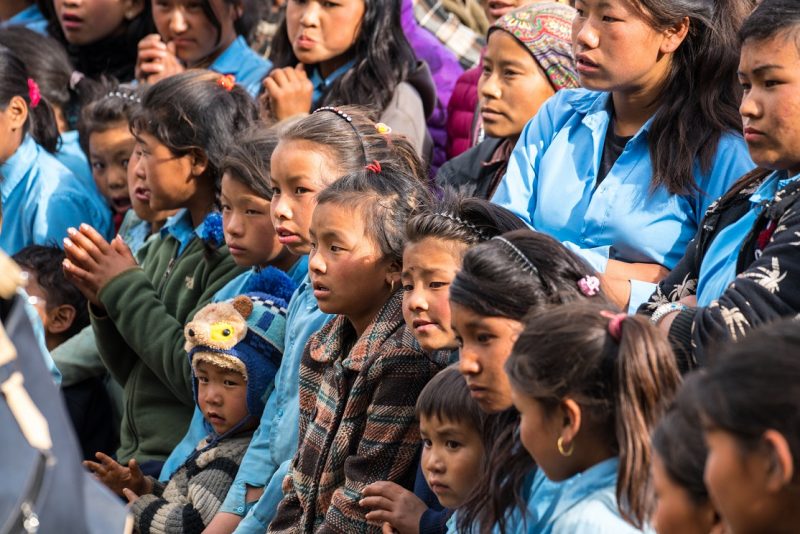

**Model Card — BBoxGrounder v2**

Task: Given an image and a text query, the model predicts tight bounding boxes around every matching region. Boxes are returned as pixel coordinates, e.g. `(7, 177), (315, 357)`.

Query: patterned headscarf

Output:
(490, 2), (579, 91)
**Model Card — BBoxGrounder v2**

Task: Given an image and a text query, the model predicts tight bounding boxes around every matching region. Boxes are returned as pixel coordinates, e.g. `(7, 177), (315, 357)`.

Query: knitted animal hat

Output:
(489, 2), (579, 91)
(185, 290), (290, 420)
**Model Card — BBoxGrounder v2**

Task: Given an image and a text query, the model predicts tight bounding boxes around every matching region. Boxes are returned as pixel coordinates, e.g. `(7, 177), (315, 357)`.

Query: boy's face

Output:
(89, 122), (135, 215)
(269, 139), (340, 256)
(23, 269), (76, 352)
(128, 142), (179, 224)
(420, 414), (484, 509)
(195, 360), (250, 435)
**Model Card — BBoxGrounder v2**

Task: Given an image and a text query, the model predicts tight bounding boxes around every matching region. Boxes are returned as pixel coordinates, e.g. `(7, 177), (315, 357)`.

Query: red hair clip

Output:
(217, 74), (236, 92)
(27, 78), (41, 108)
(599, 310), (626, 341)
(365, 160), (382, 173)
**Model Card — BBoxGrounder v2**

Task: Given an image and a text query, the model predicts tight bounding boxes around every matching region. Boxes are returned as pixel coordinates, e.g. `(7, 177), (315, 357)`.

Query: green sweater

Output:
(91, 232), (245, 463)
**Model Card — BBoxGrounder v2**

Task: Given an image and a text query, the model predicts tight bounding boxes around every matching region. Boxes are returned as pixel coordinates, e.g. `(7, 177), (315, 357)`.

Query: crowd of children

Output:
(2, 0), (800, 532)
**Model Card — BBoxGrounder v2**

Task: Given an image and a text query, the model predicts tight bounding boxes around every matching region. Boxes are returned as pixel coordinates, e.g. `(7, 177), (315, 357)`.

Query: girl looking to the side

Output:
(507, 301), (681, 532)
(492, 0), (756, 312)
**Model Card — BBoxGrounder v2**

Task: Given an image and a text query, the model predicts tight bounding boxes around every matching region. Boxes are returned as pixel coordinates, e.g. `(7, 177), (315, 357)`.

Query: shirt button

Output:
(236, 506), (245, 513)
(277, 408), (284, 418)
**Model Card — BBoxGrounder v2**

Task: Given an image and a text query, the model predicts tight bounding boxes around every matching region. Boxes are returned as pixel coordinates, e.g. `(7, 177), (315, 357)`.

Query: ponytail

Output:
(506, 301), (680, 528)
(614, 314), (681, 526)
(0, 46), (60, 153)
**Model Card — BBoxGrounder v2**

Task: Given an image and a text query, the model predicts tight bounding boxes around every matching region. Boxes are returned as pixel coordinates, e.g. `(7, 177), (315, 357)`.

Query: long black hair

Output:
(0, 46), (60, 153)
(269, 0), (418, 114)
(627, 0), (754, 195)
(452, 229), (609, 534)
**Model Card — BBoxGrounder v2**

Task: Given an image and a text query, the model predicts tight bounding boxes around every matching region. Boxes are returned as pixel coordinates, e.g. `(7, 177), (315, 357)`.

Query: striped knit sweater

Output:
(269, 290), (447, 533)
(131, 432), (252, 533)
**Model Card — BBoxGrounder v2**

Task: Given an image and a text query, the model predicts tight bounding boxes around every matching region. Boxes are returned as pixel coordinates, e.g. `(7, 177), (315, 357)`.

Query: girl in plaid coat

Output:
(269, 164), (448, 533)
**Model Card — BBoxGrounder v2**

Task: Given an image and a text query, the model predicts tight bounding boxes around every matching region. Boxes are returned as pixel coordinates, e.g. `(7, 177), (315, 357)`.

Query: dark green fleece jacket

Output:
(91, 228), (245, 463)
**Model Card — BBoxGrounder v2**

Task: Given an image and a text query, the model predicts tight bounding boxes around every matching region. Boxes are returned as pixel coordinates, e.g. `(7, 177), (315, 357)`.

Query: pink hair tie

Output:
(577, 275), (600, 296)
(27, 78), (41, 108)
(365, 160), (382, 173)
(600, 310), (626, 341)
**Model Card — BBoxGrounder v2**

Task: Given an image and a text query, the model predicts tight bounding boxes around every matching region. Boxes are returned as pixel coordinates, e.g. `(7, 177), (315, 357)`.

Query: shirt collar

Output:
(160, 208), (203, 251)
(570, 90), (654, 138)
(209, 36), (248, 74)
(1, 135), (38, 204)
(310, 60), (356, 102)
(748, 170), (800, 206)
(550, 457), (619, 519)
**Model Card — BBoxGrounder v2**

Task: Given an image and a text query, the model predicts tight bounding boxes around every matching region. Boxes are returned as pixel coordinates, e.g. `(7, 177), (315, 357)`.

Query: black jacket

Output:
(435, 137), (506, 199)
(638, 169), (800, 369)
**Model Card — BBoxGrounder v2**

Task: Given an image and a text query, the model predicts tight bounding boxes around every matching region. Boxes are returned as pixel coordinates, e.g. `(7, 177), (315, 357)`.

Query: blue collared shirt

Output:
(310, 60), (356, 107)
(55, 130), (96, 193)
(0, 135), (113, 254)
(158, 256), (311, 482)
(211, 36), (272, 98)
(0, 5), (48, 34)
(226, 274), (332, 531)
(159, 209), (204, 256)
(492, 89), (755, 312)
(696, 170), (800, 306)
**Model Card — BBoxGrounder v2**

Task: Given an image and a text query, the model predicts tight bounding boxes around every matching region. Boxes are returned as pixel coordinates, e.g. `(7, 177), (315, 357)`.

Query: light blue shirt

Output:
(159, 209), (204, 256)
(228, 275), (332, 531)
(158, 256), (310, 481)
(211, 36), (272, 98)
(1, 5), (48, 34)
(55, 130), (96, 193)
(310, 60), (355, 106)
(0, 135), (113, 255)
(492, 89), (754, 313)
(696, 170), (800, 306)
(524, 458), (645, 534)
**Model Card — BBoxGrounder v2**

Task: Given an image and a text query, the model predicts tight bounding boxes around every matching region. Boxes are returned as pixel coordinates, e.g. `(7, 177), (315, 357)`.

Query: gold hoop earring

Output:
(557, 437), (574, 457)
(390, 279), (396, 292)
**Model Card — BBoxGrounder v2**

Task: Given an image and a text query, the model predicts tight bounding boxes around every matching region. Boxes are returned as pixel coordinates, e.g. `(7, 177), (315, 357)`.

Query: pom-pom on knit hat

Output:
(489, 2), (579, 91)
(184, 291), (291, 422)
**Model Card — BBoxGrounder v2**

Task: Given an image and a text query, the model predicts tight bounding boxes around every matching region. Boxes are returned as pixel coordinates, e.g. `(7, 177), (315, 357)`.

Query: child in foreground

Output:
(87, 292), (289, 533)
(506, 301), (681, 532)
(268, 164), (445, 533)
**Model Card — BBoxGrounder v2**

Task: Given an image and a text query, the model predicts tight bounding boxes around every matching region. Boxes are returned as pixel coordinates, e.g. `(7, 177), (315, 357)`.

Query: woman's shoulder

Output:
(552, 487), (642, 534)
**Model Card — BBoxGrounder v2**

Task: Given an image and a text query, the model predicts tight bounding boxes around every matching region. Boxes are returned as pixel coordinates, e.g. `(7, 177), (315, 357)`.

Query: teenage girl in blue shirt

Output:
(0, 46), (111, 254)
(493, 0), (756, 313)
(135, 0), (271, 98)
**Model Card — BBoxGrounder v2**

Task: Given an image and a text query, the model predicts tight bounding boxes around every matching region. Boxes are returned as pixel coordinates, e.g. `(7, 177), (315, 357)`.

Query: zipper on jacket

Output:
(156, 242), (181, 296)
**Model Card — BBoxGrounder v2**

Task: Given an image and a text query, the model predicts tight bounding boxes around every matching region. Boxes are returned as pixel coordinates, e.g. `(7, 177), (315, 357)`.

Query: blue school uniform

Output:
(158, 256), (309, 481)
(225, 275), (333, 531)
(309, 60), (356, 107)
(55, 130), (96, 193)
(211, 36), (272, 98)
(0, 135), (113, 255)
(492, 89), (754, 312)
(696, 170), (800, 306)
(0, 5), (48, 34)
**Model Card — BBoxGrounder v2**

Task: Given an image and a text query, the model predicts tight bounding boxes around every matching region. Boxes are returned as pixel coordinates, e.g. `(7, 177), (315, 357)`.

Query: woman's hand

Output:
(62, 224), (138, 310)
(260, 64), (313, 121)
(84, 452), (151, 497)
(360, 481), (427, 534)
(136, 34), (185, 84)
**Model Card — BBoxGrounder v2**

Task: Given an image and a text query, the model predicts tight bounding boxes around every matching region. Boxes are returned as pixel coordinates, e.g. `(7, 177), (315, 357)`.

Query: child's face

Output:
(479, 30), (555, 140)
(451, 303), (522, 413)
(152, 0), (239, 66)
(651, 452), (719, 534)
(308, 201), (394, 334)
(195, 359), (250, 435)
(738, 32), (800, 176)
(89, 122), (135, 215)
(128, 142), (179, 224)
(54, 0), (143, 46)
(703, 428), (786, 534)
(420, 414), (484, 509)
(402, 238), (464, 352)
(135, 131), (200, 212)
(220, 173), (286, 268)
(510, 385), (571, 481)
(269, 139), (340, 256)
(285, 0), (365, 76)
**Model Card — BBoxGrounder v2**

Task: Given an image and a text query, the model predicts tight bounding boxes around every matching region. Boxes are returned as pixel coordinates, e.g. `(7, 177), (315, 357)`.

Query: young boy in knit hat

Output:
(436, 2), (579, 199)
(85, 292), (288, 533)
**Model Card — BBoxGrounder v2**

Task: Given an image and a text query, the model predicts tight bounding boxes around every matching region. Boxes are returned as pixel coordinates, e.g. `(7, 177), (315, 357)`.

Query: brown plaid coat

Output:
(268, 291), (445, 533)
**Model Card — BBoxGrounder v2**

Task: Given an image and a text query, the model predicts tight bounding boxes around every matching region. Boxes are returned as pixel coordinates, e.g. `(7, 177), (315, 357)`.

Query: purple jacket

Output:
(400, 0), (464, 171)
